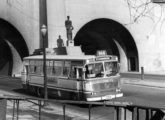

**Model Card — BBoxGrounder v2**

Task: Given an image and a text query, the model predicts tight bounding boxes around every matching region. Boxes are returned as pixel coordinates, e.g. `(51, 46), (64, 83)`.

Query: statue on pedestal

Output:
(65, 16), (74, 41)
(57, 35), (64, 48)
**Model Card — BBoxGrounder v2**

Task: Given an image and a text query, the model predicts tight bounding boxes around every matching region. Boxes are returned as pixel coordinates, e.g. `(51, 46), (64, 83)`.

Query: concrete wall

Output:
(47, 0), (165, 73)
(0, 0), (39, 54)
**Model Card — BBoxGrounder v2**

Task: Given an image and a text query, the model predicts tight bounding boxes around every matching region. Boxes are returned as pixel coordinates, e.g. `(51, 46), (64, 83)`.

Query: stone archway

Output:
(0, 19), (29, 76)
(74, 18), (139, 72)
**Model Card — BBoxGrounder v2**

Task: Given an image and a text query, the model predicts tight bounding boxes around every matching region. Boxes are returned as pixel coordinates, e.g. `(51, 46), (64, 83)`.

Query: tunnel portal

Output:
(74, 18), (139, 72)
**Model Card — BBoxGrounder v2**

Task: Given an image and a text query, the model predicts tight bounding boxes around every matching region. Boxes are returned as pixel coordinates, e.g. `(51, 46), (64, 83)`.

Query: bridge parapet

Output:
(0, 94), (164, 120)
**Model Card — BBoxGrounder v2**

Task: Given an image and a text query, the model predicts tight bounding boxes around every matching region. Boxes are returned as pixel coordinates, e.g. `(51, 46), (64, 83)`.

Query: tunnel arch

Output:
(74, 18), (139, 72)
(0, 18), (29, 76)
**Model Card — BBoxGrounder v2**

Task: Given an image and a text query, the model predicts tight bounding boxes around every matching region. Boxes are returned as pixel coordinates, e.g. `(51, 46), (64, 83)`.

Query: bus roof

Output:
(24, 54), (96, 61)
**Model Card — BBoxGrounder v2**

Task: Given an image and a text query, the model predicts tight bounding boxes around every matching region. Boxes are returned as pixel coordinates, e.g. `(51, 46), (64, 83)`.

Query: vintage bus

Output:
(21, 50), (123, 101)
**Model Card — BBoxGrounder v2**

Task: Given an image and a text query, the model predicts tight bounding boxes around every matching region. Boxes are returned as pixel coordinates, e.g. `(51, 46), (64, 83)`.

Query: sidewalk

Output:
(121, 72), (165, 88)
(121, 78), (165, 88)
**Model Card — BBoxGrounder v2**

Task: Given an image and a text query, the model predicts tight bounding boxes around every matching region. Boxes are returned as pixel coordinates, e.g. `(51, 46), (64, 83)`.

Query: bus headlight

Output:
(84, 82), (93, 91)
(91, 92), (97, 95)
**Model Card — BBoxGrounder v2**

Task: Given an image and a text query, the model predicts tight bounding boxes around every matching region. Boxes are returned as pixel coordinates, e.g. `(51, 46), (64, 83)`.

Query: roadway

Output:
(0, 75), (165, 119)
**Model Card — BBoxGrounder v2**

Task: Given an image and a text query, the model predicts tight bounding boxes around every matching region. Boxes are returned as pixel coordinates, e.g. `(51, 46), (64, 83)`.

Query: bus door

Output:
(75, 67), (83, 79)
(71, 66), (84, 100)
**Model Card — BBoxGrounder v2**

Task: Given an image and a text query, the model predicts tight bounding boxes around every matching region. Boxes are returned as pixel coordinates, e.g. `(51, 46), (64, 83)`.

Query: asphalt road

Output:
(0, 77), (114, 120)
(122, 84), (165, 102)
(121, 84), (165, 109)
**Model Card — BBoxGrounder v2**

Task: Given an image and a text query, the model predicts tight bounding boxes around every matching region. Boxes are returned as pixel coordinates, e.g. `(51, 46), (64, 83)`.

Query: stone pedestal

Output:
(67, 40), (74, 47)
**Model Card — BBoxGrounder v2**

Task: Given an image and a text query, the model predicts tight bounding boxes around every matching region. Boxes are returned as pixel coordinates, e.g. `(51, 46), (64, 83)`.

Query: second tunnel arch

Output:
(74, 18), (139, 72)
(0, 18), (29, 76)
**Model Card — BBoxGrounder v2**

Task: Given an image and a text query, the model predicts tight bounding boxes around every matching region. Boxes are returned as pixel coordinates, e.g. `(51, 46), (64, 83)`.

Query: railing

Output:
(0, 95), (164, 120)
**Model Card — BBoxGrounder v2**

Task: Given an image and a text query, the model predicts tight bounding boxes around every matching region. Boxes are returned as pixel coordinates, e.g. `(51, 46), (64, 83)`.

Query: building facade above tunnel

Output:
(47, 0), (165, 73)
(0, 0), (165, 75)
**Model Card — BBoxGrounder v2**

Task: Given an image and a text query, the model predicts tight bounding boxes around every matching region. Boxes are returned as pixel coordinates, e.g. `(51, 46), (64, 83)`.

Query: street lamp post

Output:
(41, 24), (48, 101)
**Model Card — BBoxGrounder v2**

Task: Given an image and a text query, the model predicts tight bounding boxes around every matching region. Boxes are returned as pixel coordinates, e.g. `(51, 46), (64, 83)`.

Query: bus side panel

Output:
(47, 78), (84, 100)
(47, 78), (83, 91)
(29, 75), (44, 86)
(33, 76), (84, 100)
(28, 75), (83, 91)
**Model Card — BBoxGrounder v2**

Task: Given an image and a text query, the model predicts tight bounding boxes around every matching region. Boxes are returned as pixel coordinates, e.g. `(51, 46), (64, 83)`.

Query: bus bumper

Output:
(86, 92), (123, 101)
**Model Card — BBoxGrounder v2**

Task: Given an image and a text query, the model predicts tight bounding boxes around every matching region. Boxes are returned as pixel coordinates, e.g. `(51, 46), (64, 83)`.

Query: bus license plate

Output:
(105, 95), (115, 99)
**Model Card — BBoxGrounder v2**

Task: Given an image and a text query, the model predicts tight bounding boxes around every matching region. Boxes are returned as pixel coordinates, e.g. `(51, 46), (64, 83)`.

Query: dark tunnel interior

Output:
(74, 18), (139, 71)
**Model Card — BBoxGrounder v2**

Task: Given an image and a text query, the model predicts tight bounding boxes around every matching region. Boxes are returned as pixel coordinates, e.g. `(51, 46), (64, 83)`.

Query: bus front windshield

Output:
(104, 61), (118, 77)
(85, 61), (118, 79)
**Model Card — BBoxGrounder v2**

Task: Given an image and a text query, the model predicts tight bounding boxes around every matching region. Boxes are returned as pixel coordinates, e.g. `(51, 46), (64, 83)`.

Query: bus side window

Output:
(63, 61), (70, 77)
(63, 67), (70, 77)
(54, 61), (63, 76)
(55, 66), (63, 76)
(70, 67), (76, 78)
(29, 65), (35, 73)
(36, 60), (43, 75)
(34, 66), (37, 73)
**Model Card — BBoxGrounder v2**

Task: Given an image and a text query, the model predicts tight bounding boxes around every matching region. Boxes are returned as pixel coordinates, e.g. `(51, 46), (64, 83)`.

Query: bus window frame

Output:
(29, 60), (36, 74)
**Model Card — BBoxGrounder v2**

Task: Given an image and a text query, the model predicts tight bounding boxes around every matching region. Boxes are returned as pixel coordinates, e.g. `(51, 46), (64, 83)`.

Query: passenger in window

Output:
(95, 63), (104, 77)
(105, 62), (113, 76)
(86, 65), (96, 78)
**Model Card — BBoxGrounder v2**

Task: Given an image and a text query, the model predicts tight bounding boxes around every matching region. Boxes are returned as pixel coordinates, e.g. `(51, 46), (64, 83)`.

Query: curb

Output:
(121, 78), (165, 89)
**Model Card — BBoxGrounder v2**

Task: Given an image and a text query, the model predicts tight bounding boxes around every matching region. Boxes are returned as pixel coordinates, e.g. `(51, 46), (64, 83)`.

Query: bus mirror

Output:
(83, 68), (86, 72)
